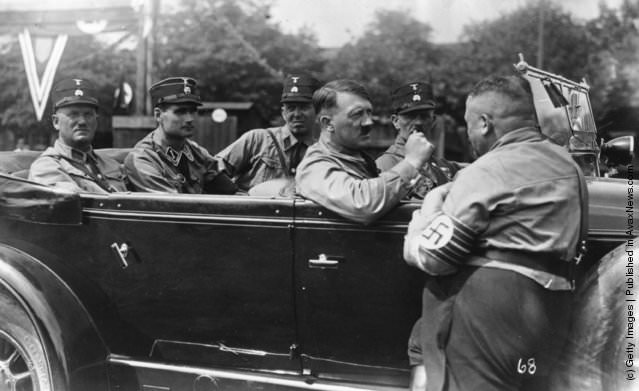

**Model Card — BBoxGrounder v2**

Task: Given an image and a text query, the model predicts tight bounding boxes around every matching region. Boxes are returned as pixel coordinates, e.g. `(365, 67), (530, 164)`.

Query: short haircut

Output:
(467, 75), (536, 119)
(312, 79), (371, 114)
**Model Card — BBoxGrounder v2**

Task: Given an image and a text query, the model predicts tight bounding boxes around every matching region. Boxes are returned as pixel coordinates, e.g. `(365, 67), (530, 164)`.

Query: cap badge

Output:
(413, 94), (421, 102)
(290, 76), (300, 93)
(74, 89), (84, 96)
(73, 79), (83, 86)
(184, 86), (191, 95)
(410, 83), (419, 91)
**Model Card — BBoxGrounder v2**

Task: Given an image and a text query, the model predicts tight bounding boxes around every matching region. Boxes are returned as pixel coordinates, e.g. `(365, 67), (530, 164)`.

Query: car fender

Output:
(550, 239), (637, 391)
(0, 244), (110, 391)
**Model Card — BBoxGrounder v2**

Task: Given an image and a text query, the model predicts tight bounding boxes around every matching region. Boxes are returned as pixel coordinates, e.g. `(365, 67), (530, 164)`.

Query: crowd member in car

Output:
(295, 79), (435, 225)
(29, 78), (128, 193)
(403, 75), (585, 391)
(216, 73), (320, 194)
(124, 77), (236, 194)
(377, 82), (464, 199)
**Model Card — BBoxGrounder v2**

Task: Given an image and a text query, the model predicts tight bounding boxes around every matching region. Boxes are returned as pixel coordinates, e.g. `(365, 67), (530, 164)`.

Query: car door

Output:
(293, 198), (423, 388)
(80, 192), (300, 373)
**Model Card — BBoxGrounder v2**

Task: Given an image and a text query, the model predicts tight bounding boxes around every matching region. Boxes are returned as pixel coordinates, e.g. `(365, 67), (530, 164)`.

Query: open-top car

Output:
(0, 58), (635, 391)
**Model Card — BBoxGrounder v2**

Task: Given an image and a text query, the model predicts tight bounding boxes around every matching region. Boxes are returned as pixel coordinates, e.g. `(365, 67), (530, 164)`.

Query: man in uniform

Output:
(29, 78), (128, 193)
(295, 79), (434, 225)
(216, 73), (320, 194)
(125, 77), (236, 194)
(403, 75), (585, 391)
(377, 82), (464, 199)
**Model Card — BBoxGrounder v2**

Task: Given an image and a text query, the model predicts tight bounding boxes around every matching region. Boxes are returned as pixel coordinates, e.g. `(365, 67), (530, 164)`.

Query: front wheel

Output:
(0, 285), (56, 391)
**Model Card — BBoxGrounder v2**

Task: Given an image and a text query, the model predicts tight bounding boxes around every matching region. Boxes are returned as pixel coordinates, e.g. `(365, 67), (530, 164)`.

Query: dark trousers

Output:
(420, 266), (573, 391)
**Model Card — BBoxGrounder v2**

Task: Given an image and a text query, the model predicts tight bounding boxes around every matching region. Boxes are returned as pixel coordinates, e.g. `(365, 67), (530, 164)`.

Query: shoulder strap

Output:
(267, 129), (292, 178)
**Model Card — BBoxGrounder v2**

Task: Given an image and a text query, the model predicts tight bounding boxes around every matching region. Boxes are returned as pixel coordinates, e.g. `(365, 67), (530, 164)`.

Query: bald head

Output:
(464, 75), (539, 157)
(466, 75), (537, 135)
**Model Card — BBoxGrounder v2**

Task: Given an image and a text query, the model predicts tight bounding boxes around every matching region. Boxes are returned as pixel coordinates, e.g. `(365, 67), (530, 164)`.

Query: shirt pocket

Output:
(255, 154), (287, 183)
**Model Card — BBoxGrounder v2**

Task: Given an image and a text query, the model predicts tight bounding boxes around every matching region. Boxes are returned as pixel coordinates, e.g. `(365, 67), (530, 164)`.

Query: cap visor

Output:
(56, 98), (98, 109)
(281, 97), (313, 103)
(398, 103), (435, 115)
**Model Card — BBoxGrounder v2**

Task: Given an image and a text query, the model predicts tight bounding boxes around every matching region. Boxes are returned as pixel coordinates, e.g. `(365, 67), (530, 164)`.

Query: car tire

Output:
(0, 284), (60, 391)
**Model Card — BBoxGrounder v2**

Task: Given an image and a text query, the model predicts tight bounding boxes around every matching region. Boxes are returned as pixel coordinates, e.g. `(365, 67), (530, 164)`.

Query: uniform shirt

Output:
(408, 127), (582, 290)
(29, 139), (127, 194)
(296, 133), (420, 225)
(376, 131), (463, 197)
(216, 125), (308, 193)
(125, 129), (232, 194)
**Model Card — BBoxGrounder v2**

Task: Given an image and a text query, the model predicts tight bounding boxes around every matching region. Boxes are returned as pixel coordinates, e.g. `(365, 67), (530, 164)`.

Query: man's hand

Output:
(404, 131), (434, 169)
(421, 182), (451, 216)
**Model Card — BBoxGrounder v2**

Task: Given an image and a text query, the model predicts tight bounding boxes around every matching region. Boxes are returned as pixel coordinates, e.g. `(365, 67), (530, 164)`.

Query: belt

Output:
(481, 249), (572, 280)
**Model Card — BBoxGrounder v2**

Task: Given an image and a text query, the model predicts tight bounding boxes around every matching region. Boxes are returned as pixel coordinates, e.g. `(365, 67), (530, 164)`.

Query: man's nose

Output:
(362, 113), (374, 127)
(184, 112), (195, 122)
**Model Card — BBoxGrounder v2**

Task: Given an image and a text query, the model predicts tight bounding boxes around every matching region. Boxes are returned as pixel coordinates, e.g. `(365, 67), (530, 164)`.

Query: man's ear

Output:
(51, 114), (60, 130)
(390, 114), (400, 130)
(153, 107), (163, 122)
(480, 114), (493, 136)
(280, 105), (286, 122)
(319, 115), (333, 131)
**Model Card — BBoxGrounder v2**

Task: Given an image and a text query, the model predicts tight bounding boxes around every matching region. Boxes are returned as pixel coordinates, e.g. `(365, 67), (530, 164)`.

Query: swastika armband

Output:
(416, 213), (476, 275)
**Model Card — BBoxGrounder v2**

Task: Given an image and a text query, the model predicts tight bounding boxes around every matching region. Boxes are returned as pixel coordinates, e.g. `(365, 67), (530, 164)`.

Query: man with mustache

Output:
(29, 78), (128, 193)
(296, 79), (435, 225)
(125, 77), (236, 194)
(377, 82), (464, 199)
(216, 73), (320, 194)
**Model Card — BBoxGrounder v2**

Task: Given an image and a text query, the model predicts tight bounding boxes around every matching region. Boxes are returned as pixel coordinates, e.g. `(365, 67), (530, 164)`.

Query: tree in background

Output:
(155, 0), (326, 124)
(585, 0), (639, 131)
(0, 33), (136, 149)
(324, 9), (440, 113)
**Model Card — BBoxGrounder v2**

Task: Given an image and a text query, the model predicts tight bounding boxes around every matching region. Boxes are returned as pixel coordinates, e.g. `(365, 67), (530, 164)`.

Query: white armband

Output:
(414, 212), (476, 275)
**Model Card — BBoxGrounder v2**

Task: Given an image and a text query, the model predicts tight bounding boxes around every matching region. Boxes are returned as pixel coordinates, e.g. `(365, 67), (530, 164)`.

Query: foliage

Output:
(324, 9), (439, 113)
(155, 0), (326, 123)
(0, 33), (136, 149)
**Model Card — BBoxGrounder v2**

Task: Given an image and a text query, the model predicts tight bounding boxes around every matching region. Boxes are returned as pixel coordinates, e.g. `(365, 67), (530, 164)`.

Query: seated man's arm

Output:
(296, 156), (419, 225)
(28, 156), (97, 193)
(124, 150), (179, 193)
(215, 131), (258, 177)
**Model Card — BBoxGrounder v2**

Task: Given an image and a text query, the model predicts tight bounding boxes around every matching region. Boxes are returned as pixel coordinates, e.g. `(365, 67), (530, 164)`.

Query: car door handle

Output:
(308, 254), (342, 269)
(110, 242), (130, 269)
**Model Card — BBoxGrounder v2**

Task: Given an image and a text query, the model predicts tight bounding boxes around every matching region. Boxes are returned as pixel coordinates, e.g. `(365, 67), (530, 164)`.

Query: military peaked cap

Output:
(281, 74), (320, 103)
(391, 82), (435, 114)
(150, 77), (202, 107)
(51, 78), (99, 110)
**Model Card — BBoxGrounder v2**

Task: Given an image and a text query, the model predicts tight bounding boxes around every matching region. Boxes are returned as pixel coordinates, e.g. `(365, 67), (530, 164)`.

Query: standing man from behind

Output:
(125, 77), (236, 194)
(403, 75), (586, 391)
(216, 74), (320, 194)
(377, 82), (464, 198)
(29, 78), (128, 193)
(296, 79), (435, 225)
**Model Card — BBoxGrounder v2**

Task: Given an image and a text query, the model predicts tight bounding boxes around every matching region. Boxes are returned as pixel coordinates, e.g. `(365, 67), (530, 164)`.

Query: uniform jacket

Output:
(28, 139), (127, 194)
(409, 127), (583, 289)
(216, 125), (308, 193)
(296, 133), (420, 225)
(376, 129), (463, 197)
(124, 129), (235, 194)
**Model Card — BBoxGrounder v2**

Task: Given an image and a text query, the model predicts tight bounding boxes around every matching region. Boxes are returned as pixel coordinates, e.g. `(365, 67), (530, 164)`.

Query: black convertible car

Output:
(0, 60), (635, 391)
